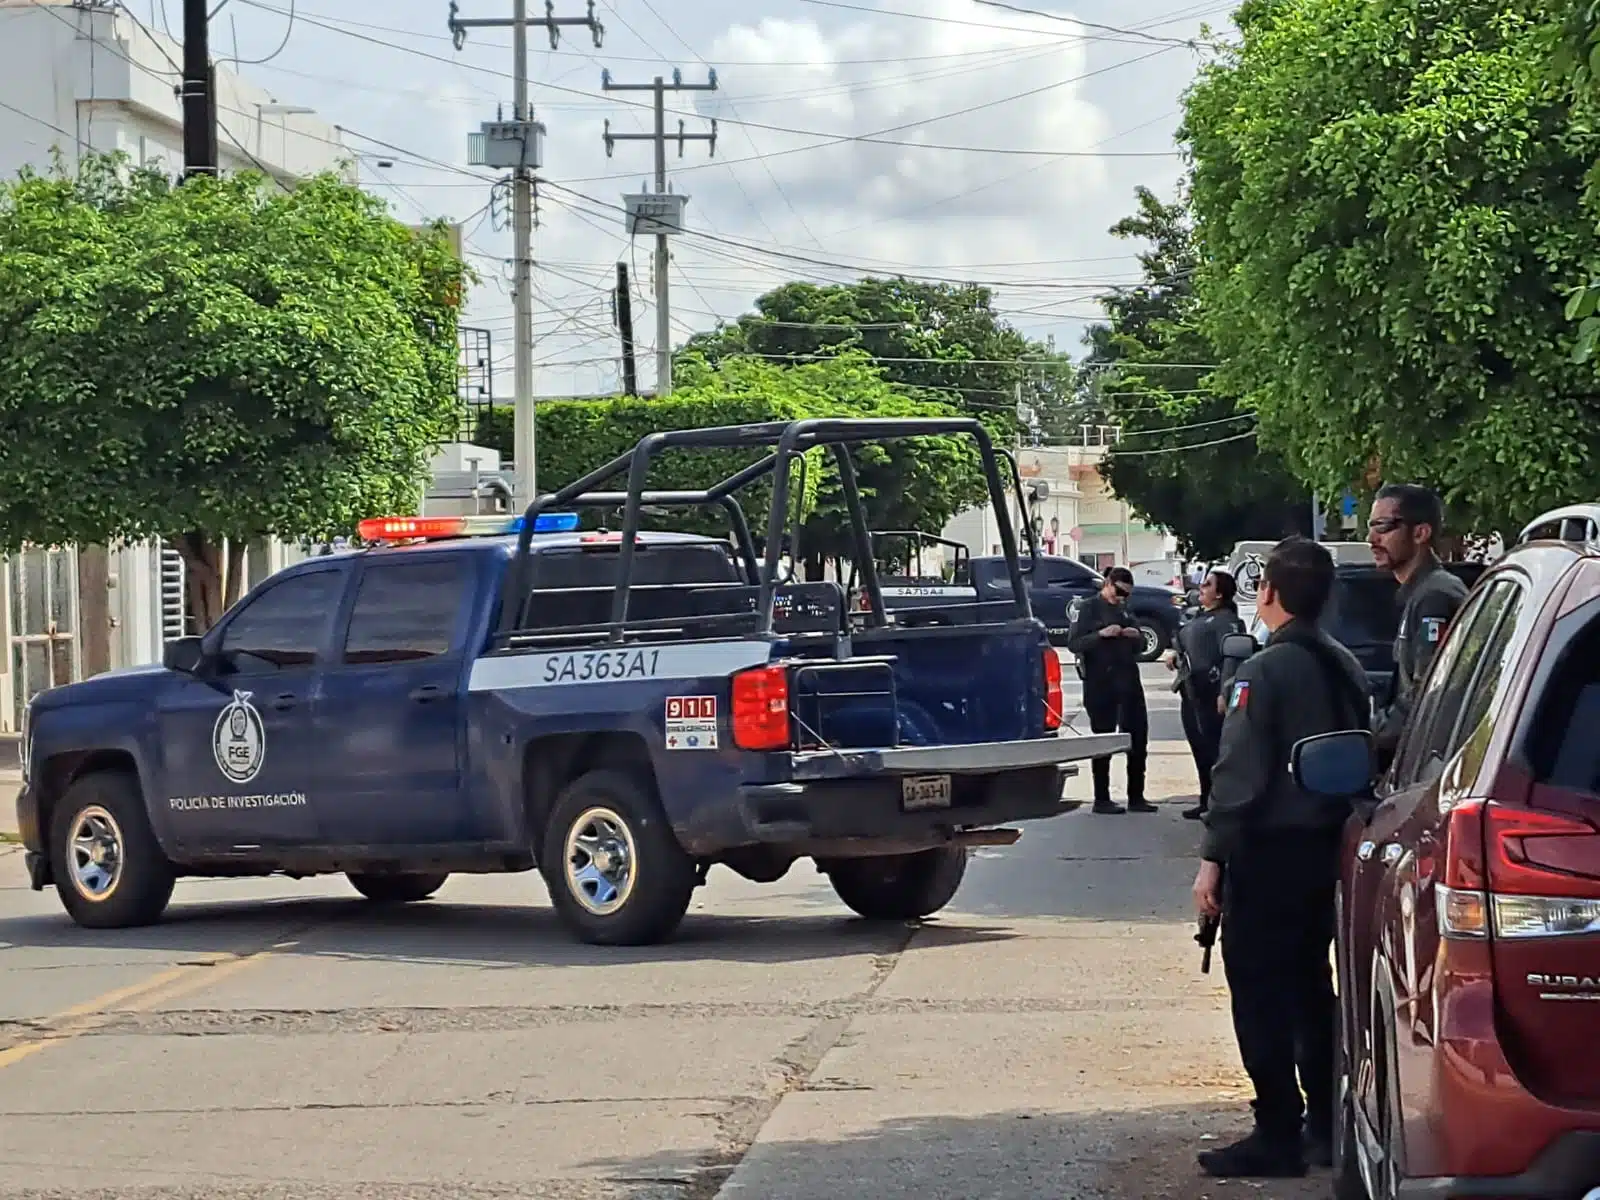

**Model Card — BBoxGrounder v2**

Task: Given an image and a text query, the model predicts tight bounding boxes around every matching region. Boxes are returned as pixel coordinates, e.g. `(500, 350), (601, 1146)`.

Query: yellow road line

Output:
(0, 937), (300, 1071)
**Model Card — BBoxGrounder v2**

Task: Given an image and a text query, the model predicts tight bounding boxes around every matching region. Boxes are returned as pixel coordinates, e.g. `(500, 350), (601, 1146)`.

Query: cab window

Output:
(218, 569), (344, 672)
(343, 558), (474, 665)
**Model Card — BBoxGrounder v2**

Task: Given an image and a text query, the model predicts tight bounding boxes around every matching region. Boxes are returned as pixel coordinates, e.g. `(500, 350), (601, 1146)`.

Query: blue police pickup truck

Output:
(855, 531), (1185, 661)
(15, 418), (1127, 945)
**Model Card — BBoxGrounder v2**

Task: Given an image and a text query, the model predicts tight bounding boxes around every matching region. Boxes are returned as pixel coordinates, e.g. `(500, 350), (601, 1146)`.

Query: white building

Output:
(0, 0), (350, 184)
(0, 0), (352, 732)
(941, 432), (1180, 578)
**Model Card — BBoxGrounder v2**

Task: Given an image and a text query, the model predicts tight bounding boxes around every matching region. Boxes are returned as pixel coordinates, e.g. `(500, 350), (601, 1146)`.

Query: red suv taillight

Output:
(731, 665), (790, 751)
(1438, 799), (1600, 939)
(1043, 648), (1063, 731)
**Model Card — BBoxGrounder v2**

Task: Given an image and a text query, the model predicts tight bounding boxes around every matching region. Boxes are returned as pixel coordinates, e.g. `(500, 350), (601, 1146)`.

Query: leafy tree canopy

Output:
(475, 351), (991, 566)
(1083, 186), (1313, 561)
(0, 154), (468, 627)
(1183, 0), (1600, 535)
(683, 277), (1078, 439)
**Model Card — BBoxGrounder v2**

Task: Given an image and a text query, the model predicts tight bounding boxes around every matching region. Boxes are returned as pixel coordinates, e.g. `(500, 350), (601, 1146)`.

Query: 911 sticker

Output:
(1422, 616), (1443, 644)
(665, 695), (718, 750)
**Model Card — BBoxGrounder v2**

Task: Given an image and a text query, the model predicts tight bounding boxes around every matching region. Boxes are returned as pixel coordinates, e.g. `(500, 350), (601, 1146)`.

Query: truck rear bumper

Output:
(680, 763), (1076, 857)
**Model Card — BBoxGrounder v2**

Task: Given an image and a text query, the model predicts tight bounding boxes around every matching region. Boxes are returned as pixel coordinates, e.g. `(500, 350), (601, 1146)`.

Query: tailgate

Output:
(787, 732), (1129, 781)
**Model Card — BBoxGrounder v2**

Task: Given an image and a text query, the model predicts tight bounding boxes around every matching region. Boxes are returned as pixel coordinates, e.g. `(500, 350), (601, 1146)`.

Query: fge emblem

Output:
(213, 690), (266, 784)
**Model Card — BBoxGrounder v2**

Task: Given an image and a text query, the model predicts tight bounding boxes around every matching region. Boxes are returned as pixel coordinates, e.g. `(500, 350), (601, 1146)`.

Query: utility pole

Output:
(601, 69), (717, 395)
(450, 0), (603, 506)
(615, 262), (638, 397)
(180, 0), (218, 177)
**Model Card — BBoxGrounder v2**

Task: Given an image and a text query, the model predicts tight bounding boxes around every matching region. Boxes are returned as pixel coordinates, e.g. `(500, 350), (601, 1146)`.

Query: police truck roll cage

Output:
(493, 417), (1034, 646)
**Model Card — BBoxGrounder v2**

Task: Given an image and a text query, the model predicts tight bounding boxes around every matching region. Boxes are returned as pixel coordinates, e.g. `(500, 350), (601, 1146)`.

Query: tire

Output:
(347, 872), (449, 904)
(540, 768), (696, 946)
(48, 770), (174, 930)
(1136, 621), (1167, 662)
(1372, 1017), (1404, 1200)
(1332, 998), (1369, 1200)
(825, 846), (968, 920)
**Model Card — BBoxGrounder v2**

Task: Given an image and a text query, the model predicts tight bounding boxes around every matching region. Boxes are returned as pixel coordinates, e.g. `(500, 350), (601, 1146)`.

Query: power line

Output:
(795, 0), (1197, 45)
(230, 0), (1184, 161)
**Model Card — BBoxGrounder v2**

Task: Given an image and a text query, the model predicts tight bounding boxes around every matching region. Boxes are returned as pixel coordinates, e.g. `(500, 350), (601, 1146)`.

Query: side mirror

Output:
(163, 636), (206, 674)
(1221, 632), (1258, 661)
(1290, 730), (1375, 799)
(1186, 588), (1201, 606)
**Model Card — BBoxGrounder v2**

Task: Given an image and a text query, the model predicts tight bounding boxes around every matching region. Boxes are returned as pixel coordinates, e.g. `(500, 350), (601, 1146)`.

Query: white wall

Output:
(0, 1), (351, 185)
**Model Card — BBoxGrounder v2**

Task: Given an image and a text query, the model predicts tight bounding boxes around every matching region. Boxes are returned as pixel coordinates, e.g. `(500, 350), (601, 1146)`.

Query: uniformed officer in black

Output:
(1190, 536), (1370, 1179)
(1067, 565), (1154, 814)
(1165, 568), (1245, 820)
(1368, 483), (1468, 764)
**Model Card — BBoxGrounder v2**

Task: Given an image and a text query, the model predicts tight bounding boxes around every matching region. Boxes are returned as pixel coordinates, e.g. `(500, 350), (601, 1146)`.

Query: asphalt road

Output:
(0, 664), (1322, 1200)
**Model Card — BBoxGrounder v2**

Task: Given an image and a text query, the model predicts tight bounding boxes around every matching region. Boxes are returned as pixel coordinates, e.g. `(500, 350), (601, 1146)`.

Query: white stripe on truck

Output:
(468, 640), (774, 692)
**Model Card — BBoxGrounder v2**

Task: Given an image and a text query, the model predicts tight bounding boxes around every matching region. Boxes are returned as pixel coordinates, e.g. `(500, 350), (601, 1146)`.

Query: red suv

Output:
(1292, 503), (1600, 1199)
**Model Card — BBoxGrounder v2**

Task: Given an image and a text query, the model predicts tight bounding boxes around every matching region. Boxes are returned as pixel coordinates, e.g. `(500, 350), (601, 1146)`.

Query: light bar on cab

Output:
(356, 512), (581, 542)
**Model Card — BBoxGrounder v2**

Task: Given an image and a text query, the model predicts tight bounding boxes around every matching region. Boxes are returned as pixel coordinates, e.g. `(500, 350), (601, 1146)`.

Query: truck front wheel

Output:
(347, 872), (449, 904)
(49, 770), (175, 930)
(824, 846), (968, 921)
(541, 768), (696, 946)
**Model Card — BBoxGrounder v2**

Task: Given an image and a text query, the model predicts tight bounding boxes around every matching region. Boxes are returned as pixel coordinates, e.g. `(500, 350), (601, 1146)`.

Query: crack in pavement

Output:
(0, 1095), (742, 1117)
(678, 932), (917, 1200)
(0, 992), (1219, 1046)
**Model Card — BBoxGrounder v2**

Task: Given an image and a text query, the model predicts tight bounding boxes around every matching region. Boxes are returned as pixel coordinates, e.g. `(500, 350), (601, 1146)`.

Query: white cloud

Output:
(210, 0), (1205, 399)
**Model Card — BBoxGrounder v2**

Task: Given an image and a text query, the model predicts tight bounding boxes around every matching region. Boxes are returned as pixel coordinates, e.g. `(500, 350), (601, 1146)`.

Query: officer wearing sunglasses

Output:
(1366, 483), (1468, 765)
(1066, 565), (1154, 814)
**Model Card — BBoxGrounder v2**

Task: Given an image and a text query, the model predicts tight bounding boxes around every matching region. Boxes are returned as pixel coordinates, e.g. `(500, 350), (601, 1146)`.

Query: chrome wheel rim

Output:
(563, 806), (637, 916)
(67, 805), (124, 902)
(1140, 626), (1159, 658)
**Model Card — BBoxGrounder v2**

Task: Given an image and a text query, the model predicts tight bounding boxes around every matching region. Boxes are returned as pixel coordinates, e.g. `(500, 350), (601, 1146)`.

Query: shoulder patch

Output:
(1421, 616), (1444, 644)
(1228, 680), (1250, 712)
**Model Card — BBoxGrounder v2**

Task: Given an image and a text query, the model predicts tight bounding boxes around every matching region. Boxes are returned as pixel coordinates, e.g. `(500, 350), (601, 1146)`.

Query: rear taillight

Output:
(1043, 648), (1063, 731)
(731, 665), (790, 751)
(1438, 799), (1600, 940)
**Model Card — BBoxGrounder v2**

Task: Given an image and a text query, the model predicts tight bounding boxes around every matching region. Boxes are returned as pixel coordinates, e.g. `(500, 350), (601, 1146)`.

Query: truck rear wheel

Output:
(541, 768), (696, 946)
(825, 846), (968, 921)
(49, 770), (174, 930)
(346, 872), (449, 904)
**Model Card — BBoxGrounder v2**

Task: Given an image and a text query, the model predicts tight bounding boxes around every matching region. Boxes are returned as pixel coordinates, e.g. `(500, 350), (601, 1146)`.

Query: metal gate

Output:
(8, 545), (81, 714)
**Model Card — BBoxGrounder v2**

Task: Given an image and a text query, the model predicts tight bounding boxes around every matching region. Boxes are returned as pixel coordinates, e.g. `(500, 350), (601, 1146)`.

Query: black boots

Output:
(1196, 1128), (1307, 1178)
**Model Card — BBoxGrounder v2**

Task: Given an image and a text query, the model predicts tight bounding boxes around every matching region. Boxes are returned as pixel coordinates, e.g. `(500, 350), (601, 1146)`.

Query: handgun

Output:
(1195, 912), (1220, 974)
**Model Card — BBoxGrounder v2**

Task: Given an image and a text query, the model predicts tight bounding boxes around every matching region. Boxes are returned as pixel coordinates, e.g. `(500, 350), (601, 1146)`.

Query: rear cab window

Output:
(520, 540), (746, 633)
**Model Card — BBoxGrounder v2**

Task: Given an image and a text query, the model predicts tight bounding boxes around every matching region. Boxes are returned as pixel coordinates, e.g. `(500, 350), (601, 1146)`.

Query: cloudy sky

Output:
(189, 0), (1229, 399)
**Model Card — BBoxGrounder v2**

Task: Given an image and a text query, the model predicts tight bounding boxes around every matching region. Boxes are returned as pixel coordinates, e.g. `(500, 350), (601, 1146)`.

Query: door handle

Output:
(408, 684), (444, 703)
(269, 693), (298, 711)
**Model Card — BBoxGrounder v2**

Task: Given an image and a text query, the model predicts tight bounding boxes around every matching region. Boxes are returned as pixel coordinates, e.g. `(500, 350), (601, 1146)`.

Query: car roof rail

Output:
(1515, 502), (1600, 554)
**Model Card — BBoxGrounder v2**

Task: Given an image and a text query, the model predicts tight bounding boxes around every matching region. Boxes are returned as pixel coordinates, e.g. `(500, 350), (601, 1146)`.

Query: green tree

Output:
(0, 154), (468, 627)
(475, 351), (990, 569)
(1183, 0), (1600, 535)
(1083, 187), (1313, 560)
(683, 277), (1077, 438)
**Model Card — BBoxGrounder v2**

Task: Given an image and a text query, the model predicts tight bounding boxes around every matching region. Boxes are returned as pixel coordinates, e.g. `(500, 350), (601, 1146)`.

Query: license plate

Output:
(901, 774), (952, 811)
